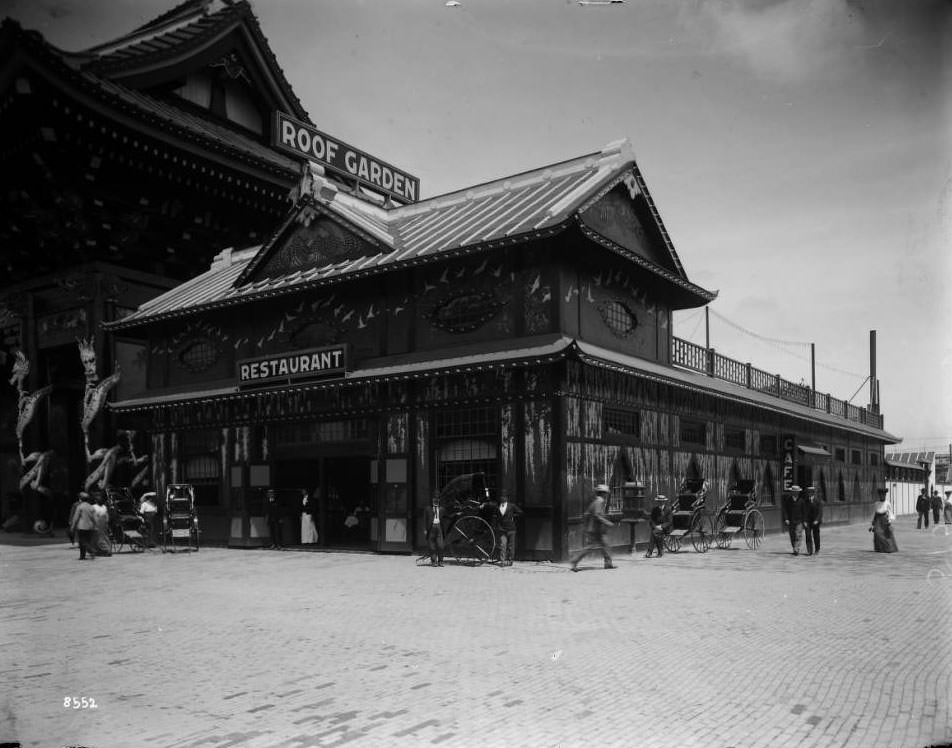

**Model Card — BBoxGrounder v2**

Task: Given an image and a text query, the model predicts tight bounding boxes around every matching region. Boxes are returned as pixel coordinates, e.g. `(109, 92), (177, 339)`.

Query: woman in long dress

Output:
(870, 489), (897, 553)
(300, 489), (318, 544)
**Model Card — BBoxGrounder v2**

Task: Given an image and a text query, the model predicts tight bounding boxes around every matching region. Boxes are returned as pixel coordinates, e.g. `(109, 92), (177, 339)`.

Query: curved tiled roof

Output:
(106, 140), (716, 332)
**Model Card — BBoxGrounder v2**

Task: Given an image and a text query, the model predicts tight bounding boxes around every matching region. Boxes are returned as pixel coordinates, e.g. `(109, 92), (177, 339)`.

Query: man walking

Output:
(646, 494), (672, 558)
(930, 489), (942, 526)
(781, 485), (805, 555)
(916, 489), (930, 530)
(570, 484), (616, 571)
(423, 491), (445, 567)
(802, 485), (823, 556)
(69, 492), (97, 561)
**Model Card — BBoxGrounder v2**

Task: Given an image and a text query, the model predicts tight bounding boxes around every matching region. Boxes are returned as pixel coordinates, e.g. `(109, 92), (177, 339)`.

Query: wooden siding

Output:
(523, 400), (552, 506)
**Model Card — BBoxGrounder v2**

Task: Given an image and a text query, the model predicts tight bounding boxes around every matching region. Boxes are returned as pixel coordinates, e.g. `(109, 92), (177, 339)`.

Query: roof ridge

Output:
(393, 139), (634, 219)
(83, 0), (237, 56)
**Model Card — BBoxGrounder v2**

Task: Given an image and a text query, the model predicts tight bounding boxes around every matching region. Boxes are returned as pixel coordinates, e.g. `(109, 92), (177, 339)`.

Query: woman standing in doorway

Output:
(301, 488), (319, 544)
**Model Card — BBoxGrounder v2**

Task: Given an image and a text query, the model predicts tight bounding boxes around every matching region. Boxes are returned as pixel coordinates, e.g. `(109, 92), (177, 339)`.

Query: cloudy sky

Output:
(3, 0), (950, 451)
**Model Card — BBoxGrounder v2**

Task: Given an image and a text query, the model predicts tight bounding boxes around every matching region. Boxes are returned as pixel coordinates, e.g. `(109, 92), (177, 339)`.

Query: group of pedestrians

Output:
(781, 485), (823, 556)
(916, 488), (950, 529)
(67, 491), (112, 560)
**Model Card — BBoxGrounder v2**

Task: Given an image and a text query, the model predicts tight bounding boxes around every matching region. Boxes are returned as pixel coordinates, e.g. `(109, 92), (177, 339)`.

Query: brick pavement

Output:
(1, 519), (950, 748)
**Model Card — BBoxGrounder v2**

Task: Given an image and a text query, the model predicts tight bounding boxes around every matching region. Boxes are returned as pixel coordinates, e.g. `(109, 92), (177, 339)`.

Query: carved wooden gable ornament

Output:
(234, 200), (381, 286)
(579, 180), (675, 271)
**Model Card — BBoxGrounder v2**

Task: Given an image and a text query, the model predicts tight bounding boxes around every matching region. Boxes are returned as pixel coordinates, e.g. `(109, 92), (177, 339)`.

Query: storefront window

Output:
(180, 429), (221, 507)
(434, 407), (499, 493)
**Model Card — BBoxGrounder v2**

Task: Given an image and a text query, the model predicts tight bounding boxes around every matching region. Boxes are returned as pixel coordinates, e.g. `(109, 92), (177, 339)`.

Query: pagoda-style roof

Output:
(0, 0), (307, 181)
(105, 139), (717, 332)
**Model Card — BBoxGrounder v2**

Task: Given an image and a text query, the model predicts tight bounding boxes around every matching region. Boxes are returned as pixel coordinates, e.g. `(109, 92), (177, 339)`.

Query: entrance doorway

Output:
(323, 456), (373, 548)
(272, 455), (374, 549)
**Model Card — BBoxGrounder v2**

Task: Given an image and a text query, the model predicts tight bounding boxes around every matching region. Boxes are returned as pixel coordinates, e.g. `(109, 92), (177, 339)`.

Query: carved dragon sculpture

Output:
(77, 337), (121, 463)
(9, 351), (53, 463)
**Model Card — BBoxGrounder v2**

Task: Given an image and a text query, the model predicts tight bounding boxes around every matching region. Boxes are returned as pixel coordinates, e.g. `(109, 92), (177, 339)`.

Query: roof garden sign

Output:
(273, 112), (420, 204)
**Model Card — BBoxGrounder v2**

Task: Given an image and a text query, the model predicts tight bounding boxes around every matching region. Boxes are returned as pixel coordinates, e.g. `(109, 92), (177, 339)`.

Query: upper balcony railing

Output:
(671, 337), (883, 430)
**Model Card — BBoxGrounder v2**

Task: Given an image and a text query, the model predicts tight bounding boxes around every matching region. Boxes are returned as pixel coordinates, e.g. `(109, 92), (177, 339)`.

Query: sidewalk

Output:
(2, 520), (950, 748)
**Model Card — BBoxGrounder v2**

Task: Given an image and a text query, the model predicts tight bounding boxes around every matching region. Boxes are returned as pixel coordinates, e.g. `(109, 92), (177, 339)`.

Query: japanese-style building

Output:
(0, 0), (310, 524)
(2, 0), (900, 557)
(103, 138), (899, 559)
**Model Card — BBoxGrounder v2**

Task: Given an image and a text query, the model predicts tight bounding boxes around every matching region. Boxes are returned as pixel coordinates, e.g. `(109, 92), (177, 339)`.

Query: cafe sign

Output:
(272, 112), (420, 204)
(238, 344), (347, 387)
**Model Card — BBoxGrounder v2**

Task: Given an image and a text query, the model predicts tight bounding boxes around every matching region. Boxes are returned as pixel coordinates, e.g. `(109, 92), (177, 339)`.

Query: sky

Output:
(2, 0), (950, 452)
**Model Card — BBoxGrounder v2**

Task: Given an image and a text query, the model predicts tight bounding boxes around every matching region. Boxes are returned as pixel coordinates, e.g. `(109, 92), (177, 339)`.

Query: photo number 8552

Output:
(64, 696), (98, 709)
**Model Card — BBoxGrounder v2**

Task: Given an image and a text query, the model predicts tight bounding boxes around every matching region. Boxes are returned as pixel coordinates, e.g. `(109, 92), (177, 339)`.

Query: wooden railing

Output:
(671, 337), (883, 430)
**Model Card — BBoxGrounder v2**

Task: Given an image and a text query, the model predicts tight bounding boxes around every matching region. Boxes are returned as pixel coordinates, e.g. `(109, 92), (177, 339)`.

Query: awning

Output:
(798, 445), (831, 457)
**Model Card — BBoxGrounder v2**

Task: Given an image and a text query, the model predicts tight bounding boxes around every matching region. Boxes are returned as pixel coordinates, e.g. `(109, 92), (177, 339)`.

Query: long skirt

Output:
(301, 513), (318, 544)
(871, 512), (898, 553)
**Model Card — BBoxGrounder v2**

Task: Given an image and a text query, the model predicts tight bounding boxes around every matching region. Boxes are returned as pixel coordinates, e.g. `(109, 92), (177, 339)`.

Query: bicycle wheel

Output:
(744, 509), (765, 550)
(447, 516), (495, 565)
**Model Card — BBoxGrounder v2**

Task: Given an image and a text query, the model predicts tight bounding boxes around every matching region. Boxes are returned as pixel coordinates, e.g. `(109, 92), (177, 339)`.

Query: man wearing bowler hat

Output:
(781, 485), (805, 555)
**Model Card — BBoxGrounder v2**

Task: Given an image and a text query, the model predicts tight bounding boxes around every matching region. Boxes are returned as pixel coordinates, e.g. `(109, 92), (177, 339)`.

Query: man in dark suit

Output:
(488, 491), (523, 566)
(423, 491), (445, 567)
(646, 494), (673, 558)
(802, 485), (823, 556)
(781, 485), (805, 555)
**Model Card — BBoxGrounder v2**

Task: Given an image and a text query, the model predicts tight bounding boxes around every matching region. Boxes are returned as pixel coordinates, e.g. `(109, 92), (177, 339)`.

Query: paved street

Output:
(2, 519), (950, 748)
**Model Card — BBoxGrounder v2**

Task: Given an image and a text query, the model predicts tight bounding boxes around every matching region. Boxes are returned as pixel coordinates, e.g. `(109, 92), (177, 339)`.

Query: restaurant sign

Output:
(237, 345), (347, 387)
(272, 112), (420, 204)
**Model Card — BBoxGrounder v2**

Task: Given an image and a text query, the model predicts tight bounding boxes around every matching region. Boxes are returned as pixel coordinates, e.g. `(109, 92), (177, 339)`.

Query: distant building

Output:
(885, 450), (950, 516)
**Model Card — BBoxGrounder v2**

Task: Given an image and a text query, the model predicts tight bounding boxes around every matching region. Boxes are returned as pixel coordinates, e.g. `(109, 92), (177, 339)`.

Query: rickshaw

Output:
(105, 487), (147, 553)
(162, 483), (200, 552)
(714, 480), (765, 550)
(417, 473), (497, 566)
(664, 478), (715, 553)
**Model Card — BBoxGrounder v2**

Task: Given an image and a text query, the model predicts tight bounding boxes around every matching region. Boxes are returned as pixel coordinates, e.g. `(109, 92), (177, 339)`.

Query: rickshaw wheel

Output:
(129, 536), (145, 553)
(713, 514), (732, 549)
(447, 515), (495, 565)
(109, 532), (122, 555)
(664, 533), (681, 553)
(191, 527), (200, 552)
(744, 509), (765, 550)
(691, 513), (713, 553)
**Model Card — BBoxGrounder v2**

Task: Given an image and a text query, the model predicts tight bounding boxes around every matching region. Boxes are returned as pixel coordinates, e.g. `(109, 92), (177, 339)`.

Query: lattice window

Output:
(180, 429), (221, 506)
(851, 450), (862, 465)
(680, 419), (706, 447)
(725, 428), (745, 452)
(429, 292), (501, 334)
(759, 435), (777, 456)
(869, 452), (880, 466)
(178, 338), (218, 372)
(434, 407), (499, 493)
(598, 300), (638, 338)
(434, 407), (497, 439)
(835, 448), (846, 462)
(604, 407), (640, 441)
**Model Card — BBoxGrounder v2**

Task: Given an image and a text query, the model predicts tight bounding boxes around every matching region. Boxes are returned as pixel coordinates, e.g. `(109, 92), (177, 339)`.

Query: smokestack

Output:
(869, 330), (878, 413)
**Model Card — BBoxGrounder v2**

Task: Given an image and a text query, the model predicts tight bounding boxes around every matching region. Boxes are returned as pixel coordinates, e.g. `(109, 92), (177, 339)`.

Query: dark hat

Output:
(876, 487), (889, 494)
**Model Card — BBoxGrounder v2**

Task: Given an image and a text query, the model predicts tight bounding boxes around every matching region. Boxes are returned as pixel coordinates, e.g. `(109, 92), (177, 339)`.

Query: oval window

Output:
(430, 292), (500, 333)
(598, 300), (638, 337)
(178, 338), (218, 372)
